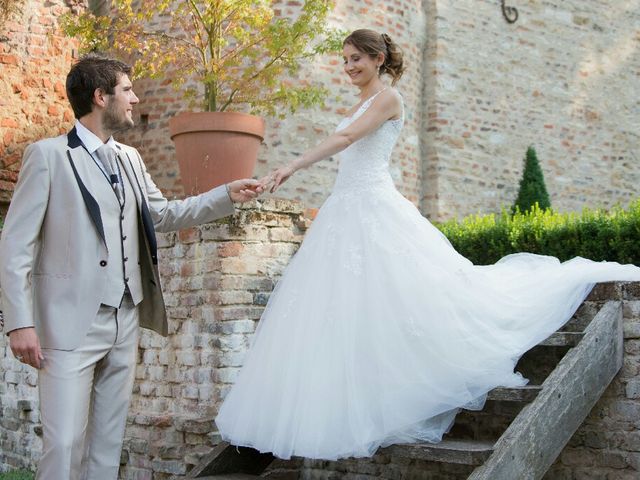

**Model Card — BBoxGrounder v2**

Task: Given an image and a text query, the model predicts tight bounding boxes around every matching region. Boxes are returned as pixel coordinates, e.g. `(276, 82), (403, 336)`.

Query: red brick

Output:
(0, 180), (16, 191)
(2, 153), (21, 168)
(217, 242), (244, 257)
(1, 118), (19, 128)
(0, 54), (18, 65)
(178, 227), (201, 244)
(180, 262), (199, 277)
(304, 208), (318, 220)
(3, 131), (14, 145)
(54, 81), (65, 97)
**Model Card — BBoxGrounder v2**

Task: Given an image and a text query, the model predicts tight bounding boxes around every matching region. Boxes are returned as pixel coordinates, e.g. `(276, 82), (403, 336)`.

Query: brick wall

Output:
(0, 0), (79, 212)
(119, 0), (640, 222)
(421, 0), (640, 220)
(2, 1), (637, 221)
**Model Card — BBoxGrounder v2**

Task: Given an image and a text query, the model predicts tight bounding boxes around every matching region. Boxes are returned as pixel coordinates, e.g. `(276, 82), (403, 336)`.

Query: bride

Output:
(215, 29), (640, 461)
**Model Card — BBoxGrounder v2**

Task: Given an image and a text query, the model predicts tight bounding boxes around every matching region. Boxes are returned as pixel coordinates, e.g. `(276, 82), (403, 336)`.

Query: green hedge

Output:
(436, 201), (640, 266)
(0, 471), (34, 480)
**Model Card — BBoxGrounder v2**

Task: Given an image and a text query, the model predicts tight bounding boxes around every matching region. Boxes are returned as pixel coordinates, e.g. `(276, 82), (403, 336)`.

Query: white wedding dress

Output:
(215, 91), (640, 460)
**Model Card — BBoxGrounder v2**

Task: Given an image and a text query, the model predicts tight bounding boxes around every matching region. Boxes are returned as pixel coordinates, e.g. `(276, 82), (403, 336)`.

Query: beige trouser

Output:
(36, 295), (139, 480)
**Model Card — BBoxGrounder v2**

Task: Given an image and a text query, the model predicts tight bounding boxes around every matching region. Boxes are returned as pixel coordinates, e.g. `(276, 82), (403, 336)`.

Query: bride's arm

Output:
(266, 90), (402, 192)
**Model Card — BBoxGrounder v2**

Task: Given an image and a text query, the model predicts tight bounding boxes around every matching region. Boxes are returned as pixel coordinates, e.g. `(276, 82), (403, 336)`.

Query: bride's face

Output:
(343, 44), (380, 87)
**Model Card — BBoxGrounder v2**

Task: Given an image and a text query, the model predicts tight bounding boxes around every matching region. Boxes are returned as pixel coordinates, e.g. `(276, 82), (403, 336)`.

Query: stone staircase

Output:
(184, 294), (624, 480)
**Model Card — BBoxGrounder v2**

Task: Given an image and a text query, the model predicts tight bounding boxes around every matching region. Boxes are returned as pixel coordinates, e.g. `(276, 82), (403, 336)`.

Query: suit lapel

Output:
(67, 126), (83, 149)
(67, 150), (106, 247)
(66, 127), (118, 248)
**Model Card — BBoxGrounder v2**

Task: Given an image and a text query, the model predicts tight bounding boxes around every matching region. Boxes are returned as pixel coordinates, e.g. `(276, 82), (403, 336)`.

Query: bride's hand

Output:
(265, 164), (297, 193)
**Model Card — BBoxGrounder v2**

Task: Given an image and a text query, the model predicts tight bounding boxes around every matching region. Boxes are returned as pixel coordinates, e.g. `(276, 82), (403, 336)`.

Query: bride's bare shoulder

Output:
(383, 87), (403, 103)
(377, 88), (403, 119)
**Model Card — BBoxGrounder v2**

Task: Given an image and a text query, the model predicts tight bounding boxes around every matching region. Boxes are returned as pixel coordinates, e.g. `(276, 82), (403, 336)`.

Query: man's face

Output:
(103, 74), (139, 132)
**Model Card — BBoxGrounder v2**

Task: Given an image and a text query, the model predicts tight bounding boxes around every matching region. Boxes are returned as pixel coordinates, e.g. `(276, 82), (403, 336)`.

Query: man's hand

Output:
(227, 179), (264, 203)
(9, 327), (43, 369)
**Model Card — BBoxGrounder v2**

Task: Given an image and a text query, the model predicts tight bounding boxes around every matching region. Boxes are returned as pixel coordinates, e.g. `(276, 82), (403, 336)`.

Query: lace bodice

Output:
(332, 90), (404, 195)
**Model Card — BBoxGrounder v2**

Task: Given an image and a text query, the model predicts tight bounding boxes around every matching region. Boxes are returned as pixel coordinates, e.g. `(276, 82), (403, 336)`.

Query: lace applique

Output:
(391, 244), (413, 258)
(406, 316), (425, 338)
(279, 287), (299, 320)
(343, 245), (363, 276)
(324, 223), (337, 253)
(361, 211), (382, 242)
(454, 267), (472, 285)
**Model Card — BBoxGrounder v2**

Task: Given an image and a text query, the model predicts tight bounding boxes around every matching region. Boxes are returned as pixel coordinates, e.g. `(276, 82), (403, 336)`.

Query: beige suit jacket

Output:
(0, 127), (235, 349)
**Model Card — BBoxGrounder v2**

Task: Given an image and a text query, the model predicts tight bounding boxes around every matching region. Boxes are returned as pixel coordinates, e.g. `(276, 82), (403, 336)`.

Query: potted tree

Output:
(62, 0), (341, 194)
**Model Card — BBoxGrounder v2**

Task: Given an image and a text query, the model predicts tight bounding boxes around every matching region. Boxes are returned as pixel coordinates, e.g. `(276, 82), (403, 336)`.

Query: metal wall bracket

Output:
(501, 1), (519, 23)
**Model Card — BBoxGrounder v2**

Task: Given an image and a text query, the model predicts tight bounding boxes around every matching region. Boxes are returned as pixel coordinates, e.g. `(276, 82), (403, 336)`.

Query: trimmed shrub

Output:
(512, 146), (551, 213)
(437, 200), (640, 265)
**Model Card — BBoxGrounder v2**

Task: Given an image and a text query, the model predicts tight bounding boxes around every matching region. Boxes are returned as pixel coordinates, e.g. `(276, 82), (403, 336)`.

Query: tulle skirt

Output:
(215, 185), (640, 460)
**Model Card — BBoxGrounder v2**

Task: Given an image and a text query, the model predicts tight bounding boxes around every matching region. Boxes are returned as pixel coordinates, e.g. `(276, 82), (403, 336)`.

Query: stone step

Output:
(380, 438), (494, 465)
(539, 331), (584, 347)
(468, 301), (623, 479)
(487, 385), (542, 402)
(561, 302), (599, 332)
(185, 441), (275, 478)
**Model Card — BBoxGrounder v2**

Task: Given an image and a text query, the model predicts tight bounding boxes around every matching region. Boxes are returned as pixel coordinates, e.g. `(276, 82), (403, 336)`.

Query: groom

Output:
(0, 54), (262, 479)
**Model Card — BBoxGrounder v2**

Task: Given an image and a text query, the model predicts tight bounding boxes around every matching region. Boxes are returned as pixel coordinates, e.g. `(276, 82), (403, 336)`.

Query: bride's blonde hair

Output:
(343, 29), (405, 86)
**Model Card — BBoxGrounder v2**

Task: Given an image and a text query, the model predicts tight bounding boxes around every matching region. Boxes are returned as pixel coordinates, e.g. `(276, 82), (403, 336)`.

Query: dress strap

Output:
(362, 87), (388, 108)
(343, 88), (392, 124)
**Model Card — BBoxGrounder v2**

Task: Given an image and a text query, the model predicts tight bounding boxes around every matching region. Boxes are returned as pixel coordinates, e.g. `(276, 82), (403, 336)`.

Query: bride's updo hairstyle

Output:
(343, 29), (405, 85)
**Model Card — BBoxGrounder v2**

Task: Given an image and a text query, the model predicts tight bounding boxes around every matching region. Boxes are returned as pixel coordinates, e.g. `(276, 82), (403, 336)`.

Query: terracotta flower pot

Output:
(169, 111), (265, 196)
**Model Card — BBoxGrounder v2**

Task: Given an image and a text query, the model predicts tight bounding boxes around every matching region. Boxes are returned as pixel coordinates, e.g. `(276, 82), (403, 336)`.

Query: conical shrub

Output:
(512, 146), (551, 213)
